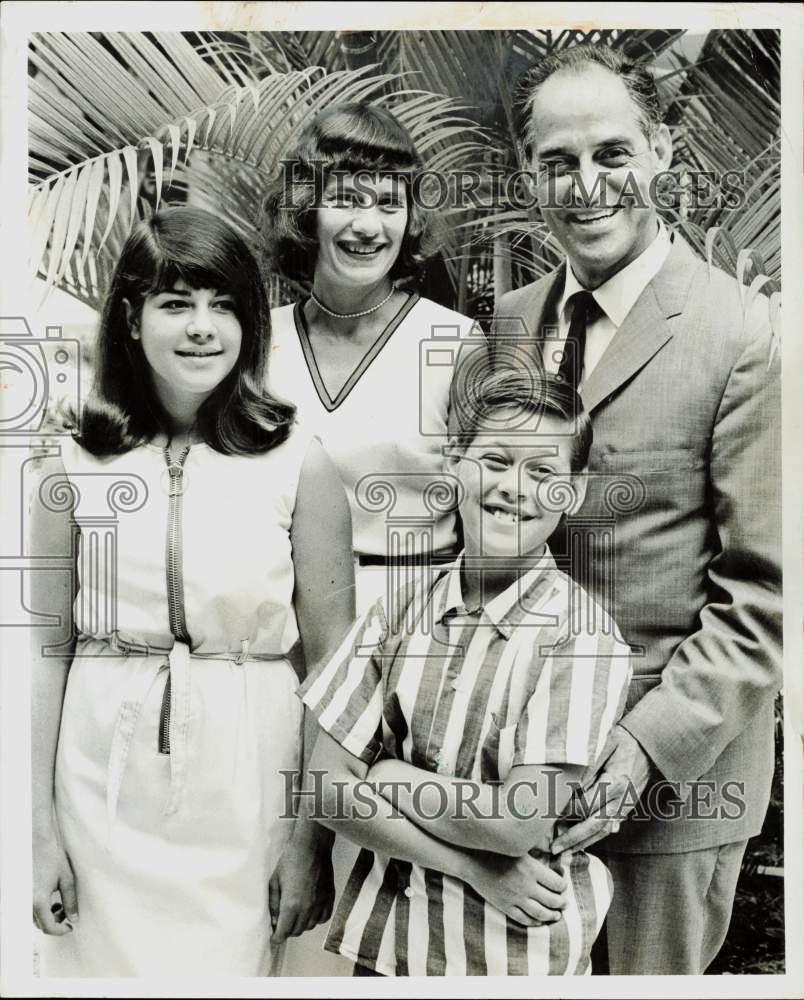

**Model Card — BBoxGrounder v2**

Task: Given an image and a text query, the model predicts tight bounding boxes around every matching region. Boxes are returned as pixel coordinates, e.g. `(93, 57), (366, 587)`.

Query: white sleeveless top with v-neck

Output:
(269, 294), (476, 559)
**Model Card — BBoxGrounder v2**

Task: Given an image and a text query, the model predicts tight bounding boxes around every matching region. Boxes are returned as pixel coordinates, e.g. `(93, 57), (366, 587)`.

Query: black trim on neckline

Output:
(292, 292), (420, 412)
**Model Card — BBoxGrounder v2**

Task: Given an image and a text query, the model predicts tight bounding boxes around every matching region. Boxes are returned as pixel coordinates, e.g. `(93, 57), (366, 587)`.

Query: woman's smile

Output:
(336, 239), (388, 257)
(314, 172), (408, 296)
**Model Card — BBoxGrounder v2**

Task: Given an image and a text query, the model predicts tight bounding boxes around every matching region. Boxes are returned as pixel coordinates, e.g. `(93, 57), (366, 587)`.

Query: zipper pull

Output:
(166, 463), (184, 497)
(163, 442), (190, 497)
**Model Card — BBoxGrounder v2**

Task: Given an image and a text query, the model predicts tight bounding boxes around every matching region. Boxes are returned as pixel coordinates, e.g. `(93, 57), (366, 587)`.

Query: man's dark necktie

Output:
(557, 290), (598, 391)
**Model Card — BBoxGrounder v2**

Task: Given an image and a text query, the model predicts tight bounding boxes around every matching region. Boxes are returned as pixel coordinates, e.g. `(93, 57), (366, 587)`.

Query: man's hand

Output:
(467, 850), (569, 927)
(550, 725), (653, 855)
(268, 836), (335, 945)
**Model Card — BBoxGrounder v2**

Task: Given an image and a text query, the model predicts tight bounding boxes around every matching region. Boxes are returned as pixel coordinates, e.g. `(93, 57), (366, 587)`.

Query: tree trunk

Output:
(456, 248), (471, 316)
(493, 232), (513, 303)
(339, 32), (379, 71)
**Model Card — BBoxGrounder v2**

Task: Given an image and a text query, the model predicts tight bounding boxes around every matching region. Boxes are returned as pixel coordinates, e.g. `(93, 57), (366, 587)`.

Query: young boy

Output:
(300, 369), (633, 976)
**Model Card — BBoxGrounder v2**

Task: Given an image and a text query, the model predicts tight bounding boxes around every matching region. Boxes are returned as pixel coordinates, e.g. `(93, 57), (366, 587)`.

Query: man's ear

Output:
(123, 298), (140, 340)
(568, 471), (589, 515)
(651, 123), (673, 172)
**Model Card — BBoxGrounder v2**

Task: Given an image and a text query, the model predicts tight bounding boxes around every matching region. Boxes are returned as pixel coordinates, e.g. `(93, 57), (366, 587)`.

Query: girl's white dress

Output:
(38, 429), (312, 977)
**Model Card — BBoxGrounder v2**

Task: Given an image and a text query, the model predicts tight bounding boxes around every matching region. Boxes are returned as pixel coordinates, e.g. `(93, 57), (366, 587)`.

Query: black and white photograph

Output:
(0, 2), (802, 996)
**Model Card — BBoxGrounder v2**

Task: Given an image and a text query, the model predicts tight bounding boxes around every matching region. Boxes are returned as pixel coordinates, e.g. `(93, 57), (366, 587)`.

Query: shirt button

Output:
(404, 887), (414, 899)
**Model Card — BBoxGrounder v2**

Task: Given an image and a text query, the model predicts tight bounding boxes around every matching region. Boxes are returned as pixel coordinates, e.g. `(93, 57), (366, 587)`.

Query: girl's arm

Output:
(368, 757), (586, 856)
(290, 438), (356, 675)
(29, 455), (79, 936)
(270, 439), (356, 943)
(309, 731), (569, 926)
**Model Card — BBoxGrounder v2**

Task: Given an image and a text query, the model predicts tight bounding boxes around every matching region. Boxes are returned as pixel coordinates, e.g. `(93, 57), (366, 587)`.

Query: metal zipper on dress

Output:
(158, 681), (172, 755)
(159, 444), (191, 755)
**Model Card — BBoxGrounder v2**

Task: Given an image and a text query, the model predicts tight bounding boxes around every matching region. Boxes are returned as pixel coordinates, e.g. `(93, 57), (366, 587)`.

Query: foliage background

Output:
(26, 26), (784, 974)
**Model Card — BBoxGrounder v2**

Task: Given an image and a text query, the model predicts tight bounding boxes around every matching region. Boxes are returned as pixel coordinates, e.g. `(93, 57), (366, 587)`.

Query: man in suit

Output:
(492, 45), (781, 974)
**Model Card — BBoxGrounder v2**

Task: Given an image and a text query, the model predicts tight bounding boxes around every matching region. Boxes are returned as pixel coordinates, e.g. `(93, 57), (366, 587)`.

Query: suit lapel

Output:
(579, 287), (672, 413)
(579, 235), (700, 413)
(528, 265), (565, 340)
(495, 265), (563, 341)
(498, 236), (701, 413)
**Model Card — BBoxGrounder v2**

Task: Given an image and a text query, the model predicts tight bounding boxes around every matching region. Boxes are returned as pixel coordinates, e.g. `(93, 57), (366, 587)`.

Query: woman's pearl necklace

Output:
(310, 285), (395, 319)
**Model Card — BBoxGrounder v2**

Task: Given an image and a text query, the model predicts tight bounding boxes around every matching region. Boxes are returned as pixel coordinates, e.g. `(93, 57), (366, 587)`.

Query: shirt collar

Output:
(435, 549), (559, 639)
(559, 220), (671, 329)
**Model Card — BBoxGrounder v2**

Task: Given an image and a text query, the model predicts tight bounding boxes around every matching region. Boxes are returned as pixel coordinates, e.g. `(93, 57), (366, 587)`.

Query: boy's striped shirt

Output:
(301, 551), (632, 976)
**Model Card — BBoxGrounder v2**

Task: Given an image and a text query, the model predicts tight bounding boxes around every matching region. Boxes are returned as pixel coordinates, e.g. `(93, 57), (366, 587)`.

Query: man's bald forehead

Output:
(520, 45), (663, 147)
(528, 64), (648, 153)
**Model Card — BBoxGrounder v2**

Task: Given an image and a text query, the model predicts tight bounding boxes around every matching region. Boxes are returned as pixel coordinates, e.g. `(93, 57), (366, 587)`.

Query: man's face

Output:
(528, 64), (672, 288)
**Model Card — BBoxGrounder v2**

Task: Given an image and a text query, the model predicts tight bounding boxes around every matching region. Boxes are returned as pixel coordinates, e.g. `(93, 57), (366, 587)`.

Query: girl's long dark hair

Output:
(75, 206), (295, 456)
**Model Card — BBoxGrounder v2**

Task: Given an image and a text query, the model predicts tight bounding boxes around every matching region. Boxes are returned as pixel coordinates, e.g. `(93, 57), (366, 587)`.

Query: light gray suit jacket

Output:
(493, 235), (782, 853)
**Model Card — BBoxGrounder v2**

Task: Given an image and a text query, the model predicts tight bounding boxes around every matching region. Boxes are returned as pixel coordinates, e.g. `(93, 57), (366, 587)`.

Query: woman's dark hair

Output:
(75, 206), (295, 456)
(262, 102), (438, 283)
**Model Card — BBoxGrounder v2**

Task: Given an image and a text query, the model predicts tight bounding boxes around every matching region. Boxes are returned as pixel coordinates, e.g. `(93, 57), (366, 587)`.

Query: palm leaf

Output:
(30, 27), (781, 320)
(30, 31), (490, 308)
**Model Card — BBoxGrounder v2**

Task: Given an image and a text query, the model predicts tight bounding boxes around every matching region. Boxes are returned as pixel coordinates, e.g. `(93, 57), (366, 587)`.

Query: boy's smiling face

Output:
(449, 407), (586, 563)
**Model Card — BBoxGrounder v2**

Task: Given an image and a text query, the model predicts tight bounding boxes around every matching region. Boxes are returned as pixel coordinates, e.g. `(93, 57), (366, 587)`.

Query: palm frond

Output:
(30, 31), (491, 307)
(29, 27), (781, 320)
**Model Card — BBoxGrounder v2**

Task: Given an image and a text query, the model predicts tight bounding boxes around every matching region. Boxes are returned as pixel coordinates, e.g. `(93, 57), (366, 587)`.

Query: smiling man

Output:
(492, 45), (782, 975)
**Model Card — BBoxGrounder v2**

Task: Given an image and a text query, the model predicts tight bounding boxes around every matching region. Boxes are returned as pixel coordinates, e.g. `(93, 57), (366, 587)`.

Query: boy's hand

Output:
(551, 725), (652, 854)
(467, 850), (569, 926)
(268, 836), (335, 944)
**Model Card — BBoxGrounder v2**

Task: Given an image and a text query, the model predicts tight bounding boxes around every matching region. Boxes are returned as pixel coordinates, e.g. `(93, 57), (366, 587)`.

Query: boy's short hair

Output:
(451, 366), (592, 472)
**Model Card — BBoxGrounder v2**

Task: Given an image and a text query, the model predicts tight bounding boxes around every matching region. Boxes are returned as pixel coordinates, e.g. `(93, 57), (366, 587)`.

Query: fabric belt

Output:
(100, 632), (287, 842)
(356, 550), (458, 567)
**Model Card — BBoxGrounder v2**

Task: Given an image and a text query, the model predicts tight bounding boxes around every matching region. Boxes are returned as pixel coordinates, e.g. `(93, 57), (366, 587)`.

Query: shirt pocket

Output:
(481, 713), (518, 782)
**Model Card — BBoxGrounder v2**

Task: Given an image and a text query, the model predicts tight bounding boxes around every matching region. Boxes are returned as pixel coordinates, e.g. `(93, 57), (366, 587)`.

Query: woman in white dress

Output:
(263, 102), (477, 614)
(30, 206), (354, 976)
(263, 103), (477, 976)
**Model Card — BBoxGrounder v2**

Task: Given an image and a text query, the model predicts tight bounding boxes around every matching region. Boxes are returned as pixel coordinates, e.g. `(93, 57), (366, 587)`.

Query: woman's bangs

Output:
(317, 130), (418, 176)
(328, 155), (417, 185)
(314, 120), (418, 177)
